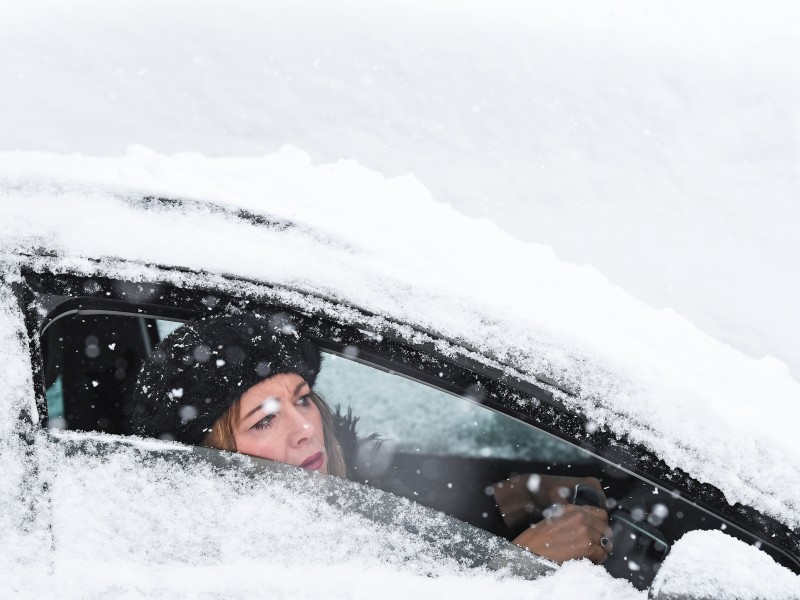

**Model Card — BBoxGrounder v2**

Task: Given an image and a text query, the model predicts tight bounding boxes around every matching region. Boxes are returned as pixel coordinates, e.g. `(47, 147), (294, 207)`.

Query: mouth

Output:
(299, 451), (324, 471)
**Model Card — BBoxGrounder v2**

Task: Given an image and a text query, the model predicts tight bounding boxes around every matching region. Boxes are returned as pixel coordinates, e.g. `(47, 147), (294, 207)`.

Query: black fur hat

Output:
(129, 312), (321, 445)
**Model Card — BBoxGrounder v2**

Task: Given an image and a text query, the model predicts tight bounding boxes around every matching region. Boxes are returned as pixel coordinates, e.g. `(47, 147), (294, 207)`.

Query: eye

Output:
(296, 394), (312, 407)
(251, 413), (275, 431)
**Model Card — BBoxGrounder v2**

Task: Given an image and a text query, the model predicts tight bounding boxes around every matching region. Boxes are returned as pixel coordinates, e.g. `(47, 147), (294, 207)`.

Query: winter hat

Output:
(128, 312), (321, 444)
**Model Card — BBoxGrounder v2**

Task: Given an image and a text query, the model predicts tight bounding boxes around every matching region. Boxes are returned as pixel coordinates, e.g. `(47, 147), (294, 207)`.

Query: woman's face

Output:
(233, 372), (328, 474)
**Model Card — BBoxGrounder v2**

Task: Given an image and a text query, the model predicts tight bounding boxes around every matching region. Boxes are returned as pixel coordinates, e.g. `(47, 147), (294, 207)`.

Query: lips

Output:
(299, 451), (324, 471)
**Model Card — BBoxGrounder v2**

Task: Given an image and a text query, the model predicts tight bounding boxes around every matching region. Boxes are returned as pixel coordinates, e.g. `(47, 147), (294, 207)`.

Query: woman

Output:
(203, 372), (341, 475)
(130, 312), (611, 564)
(130, 312), (357, 478)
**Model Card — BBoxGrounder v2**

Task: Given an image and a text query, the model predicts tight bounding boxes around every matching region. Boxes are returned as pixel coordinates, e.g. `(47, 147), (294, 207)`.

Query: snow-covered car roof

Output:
(2, 147), (799, 533)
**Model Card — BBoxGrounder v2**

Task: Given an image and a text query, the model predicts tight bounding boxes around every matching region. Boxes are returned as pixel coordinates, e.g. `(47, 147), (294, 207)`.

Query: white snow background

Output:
(1, 0), (799, 380)
(1, 0), (800, 598)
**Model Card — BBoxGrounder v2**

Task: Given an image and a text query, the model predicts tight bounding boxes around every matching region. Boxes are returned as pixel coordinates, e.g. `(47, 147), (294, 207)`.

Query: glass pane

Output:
(315, 353), (591, 464)
(155, 319), (183, 339)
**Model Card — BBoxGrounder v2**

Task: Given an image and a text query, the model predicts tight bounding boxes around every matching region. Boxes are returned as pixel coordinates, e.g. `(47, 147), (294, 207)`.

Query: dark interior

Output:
(43, 314), (160, 436)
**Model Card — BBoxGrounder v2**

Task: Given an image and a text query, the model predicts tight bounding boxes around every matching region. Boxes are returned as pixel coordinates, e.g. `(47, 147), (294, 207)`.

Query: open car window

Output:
(30, 281), (799, 591)
(43, 313), (584, 466)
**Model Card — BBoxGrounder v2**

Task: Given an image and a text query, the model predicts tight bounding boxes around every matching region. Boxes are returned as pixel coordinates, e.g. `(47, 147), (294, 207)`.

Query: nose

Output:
(285, 404), (315, 447)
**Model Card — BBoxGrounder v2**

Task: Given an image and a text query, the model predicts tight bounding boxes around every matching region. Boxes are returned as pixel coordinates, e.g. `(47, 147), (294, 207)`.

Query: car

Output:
(1, 158), (799, 599)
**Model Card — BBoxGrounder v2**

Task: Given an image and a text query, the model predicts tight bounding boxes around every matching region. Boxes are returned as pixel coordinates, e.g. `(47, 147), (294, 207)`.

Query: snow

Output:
(1, 0), (799, 596)
(2, 148), (799, 533)
(650, 530), (800, 600)
(7, 557), (643, 600)
(1, 427), (644, 599)
(1, 0), (799, 385)
(0, 282), (52, 571)
(48, 429), (194, 453)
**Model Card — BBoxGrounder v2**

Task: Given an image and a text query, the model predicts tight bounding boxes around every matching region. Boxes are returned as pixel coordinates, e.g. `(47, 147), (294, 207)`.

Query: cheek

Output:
(234, 430), (286, 463)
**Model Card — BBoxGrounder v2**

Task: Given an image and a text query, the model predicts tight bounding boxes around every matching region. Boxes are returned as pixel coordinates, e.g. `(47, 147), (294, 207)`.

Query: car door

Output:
(18, 268), (555, 586)
(15, 266), (800, 594)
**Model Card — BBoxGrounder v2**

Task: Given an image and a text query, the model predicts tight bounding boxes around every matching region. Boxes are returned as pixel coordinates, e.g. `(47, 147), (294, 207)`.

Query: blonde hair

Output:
(204, 391), (347, 478)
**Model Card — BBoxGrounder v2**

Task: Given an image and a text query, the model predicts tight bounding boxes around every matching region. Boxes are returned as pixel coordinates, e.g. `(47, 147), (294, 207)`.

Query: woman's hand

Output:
(529, 474), (607, 508)
(492, 474), (607, 529)
(512, 504), (613, 564)
(491, 474), (612, 564)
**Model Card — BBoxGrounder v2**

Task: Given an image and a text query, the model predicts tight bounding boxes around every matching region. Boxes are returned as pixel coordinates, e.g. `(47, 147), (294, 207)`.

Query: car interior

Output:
(24, 271), (800, 590)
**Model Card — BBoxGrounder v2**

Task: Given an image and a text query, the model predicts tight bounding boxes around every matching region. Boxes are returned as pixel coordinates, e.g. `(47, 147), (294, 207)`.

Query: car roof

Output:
(1, 148), (799, 531)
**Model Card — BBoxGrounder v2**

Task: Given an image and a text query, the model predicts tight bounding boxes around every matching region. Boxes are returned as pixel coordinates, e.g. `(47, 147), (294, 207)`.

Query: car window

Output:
(44, 315), (593, 467)
(35, 301), (795, 591)
(315, 353), (592, 464)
